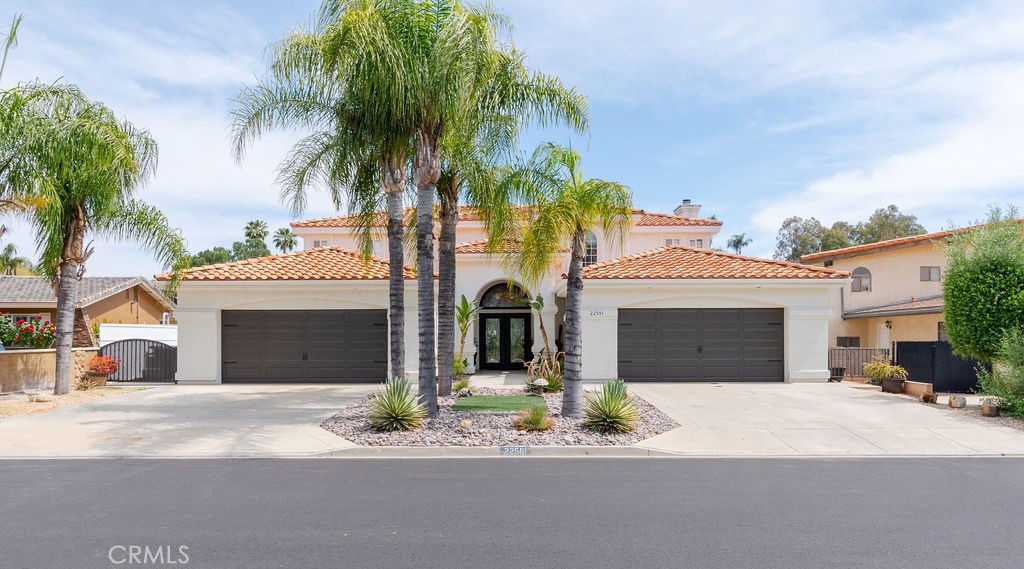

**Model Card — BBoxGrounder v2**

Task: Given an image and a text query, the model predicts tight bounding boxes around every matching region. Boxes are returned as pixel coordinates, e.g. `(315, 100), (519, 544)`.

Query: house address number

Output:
(588, 310), (605, 316)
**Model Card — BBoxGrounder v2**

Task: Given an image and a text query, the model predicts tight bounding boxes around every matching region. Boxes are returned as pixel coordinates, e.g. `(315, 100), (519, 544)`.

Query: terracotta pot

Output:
(881, 377), (906, 394)
(85, 372), (109, 387)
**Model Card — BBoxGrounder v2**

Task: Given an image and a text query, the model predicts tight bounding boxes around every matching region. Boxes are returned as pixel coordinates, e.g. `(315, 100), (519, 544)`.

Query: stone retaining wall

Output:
(0, 348), (99, 393)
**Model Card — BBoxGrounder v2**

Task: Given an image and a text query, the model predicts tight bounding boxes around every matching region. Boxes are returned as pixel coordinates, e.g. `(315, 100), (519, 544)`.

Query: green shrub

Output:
(862, 355), (909, 386)
(524, 353), (564, 393)
(453, 355), (467, 377)
(368, 377), (427, 431)
(583, 379), (639, 434)
(977, 327), (1024, 417)
(944, 206), (1024, 362)
(512, 406), (555, 431)
(452, 376), (471, 393)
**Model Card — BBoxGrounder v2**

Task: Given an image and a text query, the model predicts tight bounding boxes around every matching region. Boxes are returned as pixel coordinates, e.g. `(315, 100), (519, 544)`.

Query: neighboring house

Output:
(0, 276), (176, 347)
(165, 200), (847, 384)
(800, 229), (957, 350)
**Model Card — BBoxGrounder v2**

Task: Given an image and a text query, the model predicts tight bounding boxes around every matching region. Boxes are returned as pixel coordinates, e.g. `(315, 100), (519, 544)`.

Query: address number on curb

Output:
(499, 445), (531, 456)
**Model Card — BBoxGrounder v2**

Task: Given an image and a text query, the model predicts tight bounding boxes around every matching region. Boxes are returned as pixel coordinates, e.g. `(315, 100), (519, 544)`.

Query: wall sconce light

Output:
(884, 320), (892, 329)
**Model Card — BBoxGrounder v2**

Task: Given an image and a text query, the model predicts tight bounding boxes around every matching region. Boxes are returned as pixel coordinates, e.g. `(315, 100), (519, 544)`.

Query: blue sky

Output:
(3, 0), (1023, 276)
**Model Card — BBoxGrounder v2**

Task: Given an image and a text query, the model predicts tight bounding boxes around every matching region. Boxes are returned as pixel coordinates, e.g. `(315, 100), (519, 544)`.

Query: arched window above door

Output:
(480, 283), (530, 309)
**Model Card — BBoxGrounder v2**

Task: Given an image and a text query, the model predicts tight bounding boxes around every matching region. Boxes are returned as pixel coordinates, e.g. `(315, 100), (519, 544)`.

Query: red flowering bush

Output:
(86, 355), (120, 375)
(0, 313), (56, 349)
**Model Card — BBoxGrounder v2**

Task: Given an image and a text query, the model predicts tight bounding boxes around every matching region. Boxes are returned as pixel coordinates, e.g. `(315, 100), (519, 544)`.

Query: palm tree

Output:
(232, 0), (419, 380)
(244, 220), (269, 242)
(727, 233), (751, 255)
(508, 143), (632, 417)
(0, 13), (23, 84)
(0, 242), (31, 274)
(455, 294), (479, 363)
(272, 227), (299, 253)
(433, 47), (589, 396)
(0, 82), (189, 394)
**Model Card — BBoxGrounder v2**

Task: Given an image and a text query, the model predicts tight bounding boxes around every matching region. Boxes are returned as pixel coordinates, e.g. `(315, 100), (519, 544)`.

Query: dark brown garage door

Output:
(618, 308), (784, 382)
(222, 310), (387, 382)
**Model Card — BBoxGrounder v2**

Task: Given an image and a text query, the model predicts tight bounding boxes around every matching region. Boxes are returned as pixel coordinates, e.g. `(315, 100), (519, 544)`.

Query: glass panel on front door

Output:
(510, 317), (526, 364)
(485, 318), (501, 364)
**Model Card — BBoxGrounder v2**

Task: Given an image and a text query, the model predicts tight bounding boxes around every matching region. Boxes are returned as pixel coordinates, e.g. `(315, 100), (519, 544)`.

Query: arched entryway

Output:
(477, 282), (533, 370)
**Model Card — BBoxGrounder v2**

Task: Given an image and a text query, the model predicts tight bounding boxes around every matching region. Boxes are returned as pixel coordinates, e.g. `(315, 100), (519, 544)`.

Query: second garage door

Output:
(222, 310), (387, 382)
(618, 308), (784, 382)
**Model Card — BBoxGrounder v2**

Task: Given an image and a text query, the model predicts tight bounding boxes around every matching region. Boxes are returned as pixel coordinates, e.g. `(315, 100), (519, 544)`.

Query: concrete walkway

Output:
(630, 382), (1024, 457)
(0, 384), (373, 458)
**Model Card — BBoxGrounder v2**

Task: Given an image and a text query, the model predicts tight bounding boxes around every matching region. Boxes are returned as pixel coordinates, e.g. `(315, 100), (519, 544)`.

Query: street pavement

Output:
(1, 458), (1023, 569)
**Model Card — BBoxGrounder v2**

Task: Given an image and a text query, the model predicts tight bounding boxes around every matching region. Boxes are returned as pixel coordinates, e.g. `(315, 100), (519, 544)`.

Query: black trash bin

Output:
(829, 367), (846, 382)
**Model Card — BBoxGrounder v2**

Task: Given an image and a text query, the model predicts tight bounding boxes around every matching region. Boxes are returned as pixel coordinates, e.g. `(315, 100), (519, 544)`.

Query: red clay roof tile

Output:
(157, 247), (416, 281)
(581, 246), (848, 280)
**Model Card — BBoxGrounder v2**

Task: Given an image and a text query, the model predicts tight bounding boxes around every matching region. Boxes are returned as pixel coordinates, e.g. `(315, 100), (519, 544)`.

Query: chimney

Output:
(673, 199), (702, 218)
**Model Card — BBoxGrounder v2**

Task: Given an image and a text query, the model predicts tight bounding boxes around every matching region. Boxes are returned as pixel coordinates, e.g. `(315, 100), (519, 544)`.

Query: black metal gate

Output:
(99, 339), (177, 383)
(894, 341), (983, 393)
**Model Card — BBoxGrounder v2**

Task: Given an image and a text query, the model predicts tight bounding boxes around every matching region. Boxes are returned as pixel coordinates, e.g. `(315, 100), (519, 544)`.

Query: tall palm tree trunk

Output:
(385, 187), (405, 380)
(54, 209), (86, 395)
(436, 188), (458, 396)
(414, 129), (440, 415)
(561, 229), (586, 417)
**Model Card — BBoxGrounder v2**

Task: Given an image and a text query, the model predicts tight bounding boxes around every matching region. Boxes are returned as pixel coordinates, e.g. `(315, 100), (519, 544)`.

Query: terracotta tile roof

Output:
(844, 295), (944, 318)
(157, 247), (416, 281)
(454, 239), (568, 254)
(632, 210), (722, 227)
(581, 246), (849, 280)
(293, 207), (721, 229)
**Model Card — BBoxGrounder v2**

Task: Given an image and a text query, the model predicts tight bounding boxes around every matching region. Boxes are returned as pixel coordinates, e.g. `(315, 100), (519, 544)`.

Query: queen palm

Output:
(1, 82), (188, 394)
(727, 233), (751, 254)
(272, 227), (299, 253)
(433, 47), (589, 396)
(508, 143), (632, 417)
(0, 243), (31, 274)
(232, 0), (418, 379)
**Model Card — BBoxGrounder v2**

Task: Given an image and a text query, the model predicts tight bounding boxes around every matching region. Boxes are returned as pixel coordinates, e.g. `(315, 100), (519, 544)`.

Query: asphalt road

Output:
(1, 458), (1022, 569)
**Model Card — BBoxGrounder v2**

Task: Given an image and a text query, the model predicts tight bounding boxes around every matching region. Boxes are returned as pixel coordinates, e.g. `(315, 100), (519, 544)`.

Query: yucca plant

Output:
(513, 406), (556, 431)
(583, 379), (639, 434)
(368, 378), (427, 432)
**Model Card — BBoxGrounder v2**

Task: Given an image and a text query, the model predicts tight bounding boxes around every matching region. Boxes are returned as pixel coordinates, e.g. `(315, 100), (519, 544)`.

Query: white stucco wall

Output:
(567, 280), (843, 382)
(174, 280), (419, 383)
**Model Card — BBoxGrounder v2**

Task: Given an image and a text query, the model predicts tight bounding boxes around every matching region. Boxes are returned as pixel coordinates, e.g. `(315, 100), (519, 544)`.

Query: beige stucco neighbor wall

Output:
(0, 348), (99, 393)
(88, 285), (168, 325)
(573, 280), (844, 382)
(173, 280), (419, 384)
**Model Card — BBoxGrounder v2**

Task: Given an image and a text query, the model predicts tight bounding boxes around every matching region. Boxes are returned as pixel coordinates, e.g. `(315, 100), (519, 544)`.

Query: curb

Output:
(315, 445), (679, 458)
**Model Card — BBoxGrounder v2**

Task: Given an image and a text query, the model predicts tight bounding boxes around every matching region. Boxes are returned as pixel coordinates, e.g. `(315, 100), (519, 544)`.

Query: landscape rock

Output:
(459, 419), (474, 430)
(30, 392), (54, 403)
(981, 401), (1000, 417)
(948, 395), (967, 409)
(456, 389), (473, 398)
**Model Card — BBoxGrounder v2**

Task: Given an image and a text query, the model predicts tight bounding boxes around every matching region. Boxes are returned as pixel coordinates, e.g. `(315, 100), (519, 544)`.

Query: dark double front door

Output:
(479, 313), (533, 370)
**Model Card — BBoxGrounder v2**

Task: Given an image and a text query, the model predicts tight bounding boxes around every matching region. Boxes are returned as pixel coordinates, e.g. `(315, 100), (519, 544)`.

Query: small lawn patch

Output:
(452, 394), (547, 412)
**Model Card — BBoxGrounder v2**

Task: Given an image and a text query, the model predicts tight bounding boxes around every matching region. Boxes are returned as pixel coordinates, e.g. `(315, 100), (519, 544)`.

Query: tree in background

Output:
(727, 233), (751, 254)
(272, 227), (298, 253)
(0, 242), (33, 274)
(190, 246), (232, 267)
(773, 216), (826, 261)
(943, 205), (1024, 362)
(508, 143), (632, 417)
(0, 13), (23, 83)
(244, 219), (269, 242)
(0, 82), (188, 394)
(855, 205), (926, 244)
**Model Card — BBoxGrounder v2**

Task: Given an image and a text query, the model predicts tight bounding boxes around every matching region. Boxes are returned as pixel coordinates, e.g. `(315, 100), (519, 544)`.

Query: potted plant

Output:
(84, 355), (120, 387)
(862, 355), (909, 393)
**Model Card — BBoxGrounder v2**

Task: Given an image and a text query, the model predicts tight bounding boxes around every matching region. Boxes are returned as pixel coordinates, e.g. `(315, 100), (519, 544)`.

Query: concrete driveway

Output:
(0, 384), (374, 458)
(630, 382), (1024, 456)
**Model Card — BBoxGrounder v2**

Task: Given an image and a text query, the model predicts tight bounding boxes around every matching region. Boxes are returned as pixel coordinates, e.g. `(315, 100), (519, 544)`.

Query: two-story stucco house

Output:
(800, 229), (956, 350)
(167, 200), (847, 384)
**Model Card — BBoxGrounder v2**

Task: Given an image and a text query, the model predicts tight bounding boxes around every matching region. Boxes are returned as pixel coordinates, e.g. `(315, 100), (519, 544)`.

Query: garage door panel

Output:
(222, 310), (387, 383)
(618, 308), (784, 382)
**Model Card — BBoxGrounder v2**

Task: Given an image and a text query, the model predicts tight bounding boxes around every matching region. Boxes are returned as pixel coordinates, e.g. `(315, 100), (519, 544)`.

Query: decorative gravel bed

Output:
(947, 404), (1024, 432)
(321, 388), (679, 447)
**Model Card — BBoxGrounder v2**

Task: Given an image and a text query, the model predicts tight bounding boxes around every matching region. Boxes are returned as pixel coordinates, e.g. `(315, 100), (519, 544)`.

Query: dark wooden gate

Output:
(894, 341), (983, 393)
(99, 339), (177, 383)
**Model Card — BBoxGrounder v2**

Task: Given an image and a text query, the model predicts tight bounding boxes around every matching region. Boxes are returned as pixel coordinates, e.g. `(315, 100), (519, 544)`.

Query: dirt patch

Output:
(0, 387), (146, 419)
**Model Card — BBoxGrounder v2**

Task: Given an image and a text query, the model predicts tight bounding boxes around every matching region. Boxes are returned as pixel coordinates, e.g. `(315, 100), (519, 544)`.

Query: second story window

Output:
(688, 238), (704, 248)
(583, 231), (598, 266)
(665, 238), (680, 246)
(312, 239), (329, 248)
(920, 266), (941, 281)
(851, 267), (871, 292)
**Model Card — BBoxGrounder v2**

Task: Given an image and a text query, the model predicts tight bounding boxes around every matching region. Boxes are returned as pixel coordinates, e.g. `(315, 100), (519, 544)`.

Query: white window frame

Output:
(851, 267), (871, 292)
(688, 238), (704, 248)
(583, 231), (598, 266)
(312, 239), (329, 248)
(7, 313), (47, 325)
(665, 238), (681, 246)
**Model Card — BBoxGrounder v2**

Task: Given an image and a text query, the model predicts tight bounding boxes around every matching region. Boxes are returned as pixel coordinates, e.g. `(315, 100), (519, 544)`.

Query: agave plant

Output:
(583, 379), (639, 434)
(368, 378), (427, 432)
